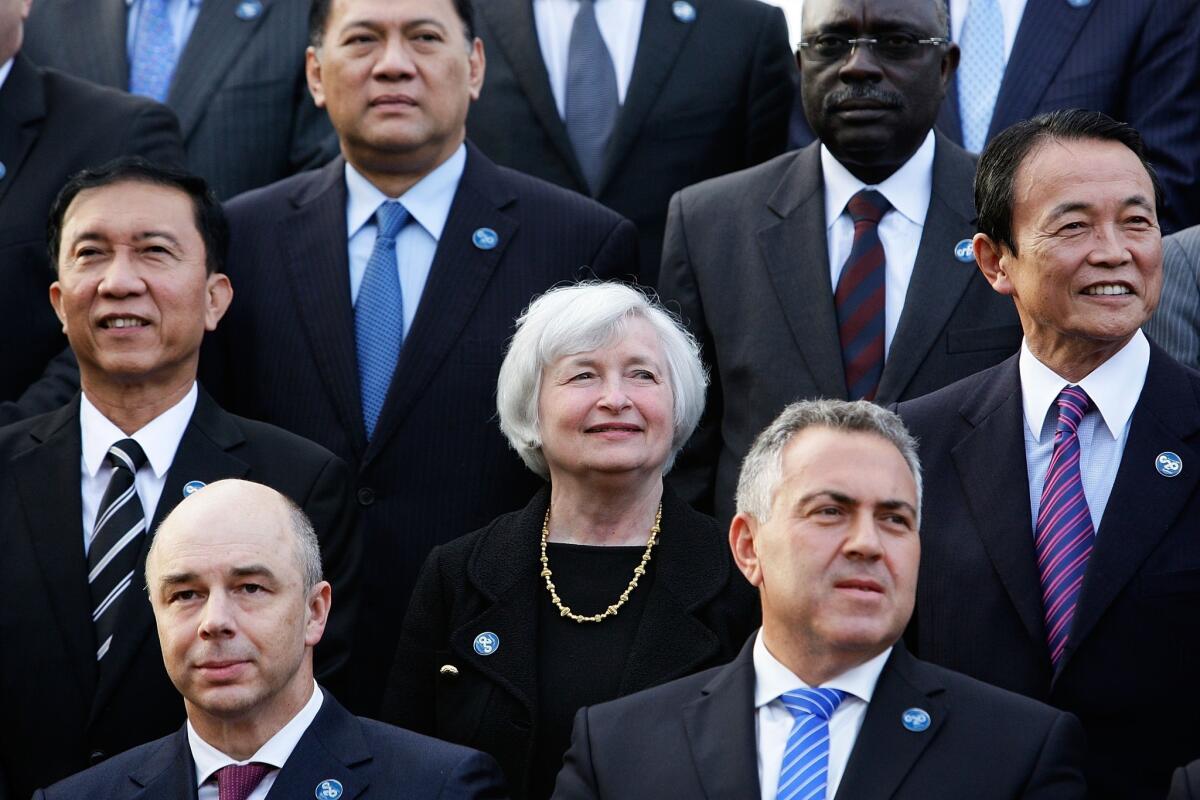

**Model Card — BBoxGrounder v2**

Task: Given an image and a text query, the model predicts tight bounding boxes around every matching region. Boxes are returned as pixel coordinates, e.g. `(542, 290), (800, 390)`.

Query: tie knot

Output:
(105, 438), (147, 473)
(847, 190), (890, 225)
(780, 687), (847, 721)
(375, 201), (409, 241)
(1054, 385), (1091, 433)
(216, 763), (273, 800)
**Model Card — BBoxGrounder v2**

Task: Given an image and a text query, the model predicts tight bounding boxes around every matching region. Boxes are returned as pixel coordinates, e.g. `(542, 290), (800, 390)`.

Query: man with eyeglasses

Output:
(658, 0), (1021, 525)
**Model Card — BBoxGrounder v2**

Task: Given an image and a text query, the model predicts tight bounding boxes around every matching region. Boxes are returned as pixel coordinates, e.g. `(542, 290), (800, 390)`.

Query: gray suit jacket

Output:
(22, 0), (337, 199)
(658, 134), (1022, 522)
(1145, 225), (1200, 369)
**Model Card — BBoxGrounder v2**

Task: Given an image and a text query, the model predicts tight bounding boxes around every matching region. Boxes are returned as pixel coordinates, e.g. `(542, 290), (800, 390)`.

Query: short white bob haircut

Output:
(735, 399), (923, 526)
(497, 281), (708, 480)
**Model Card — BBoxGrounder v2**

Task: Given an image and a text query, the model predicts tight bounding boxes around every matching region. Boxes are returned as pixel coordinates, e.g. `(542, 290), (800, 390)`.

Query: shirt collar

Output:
(344, 143), (467, 242)
(80, 383), (198, 479)
(1019, 330), (1150, 442)
(821, 130), (936, 230)
(188, 682), (324, 788)
(0, 58), (13, 92)
(752, 628), (891, 708)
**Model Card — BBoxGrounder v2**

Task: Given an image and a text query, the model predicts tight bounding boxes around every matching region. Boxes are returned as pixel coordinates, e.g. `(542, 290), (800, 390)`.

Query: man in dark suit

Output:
(658, 0), (1021, 523)
(202, 0), (638, 714)
(553, 399), (1086, 799)
(0, 159), (359, 800)
(1144, 225), (1200, 367)
(896, 110), (1192, 797)
(35, 479), (504, 799)
(22, 0), (338, 199)
(0, 0), (184, 403)
(465, 0), (796, 283)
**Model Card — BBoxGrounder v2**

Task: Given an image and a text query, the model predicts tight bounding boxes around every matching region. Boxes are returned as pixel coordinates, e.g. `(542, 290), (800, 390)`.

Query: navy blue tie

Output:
(355, 201), (409, 440)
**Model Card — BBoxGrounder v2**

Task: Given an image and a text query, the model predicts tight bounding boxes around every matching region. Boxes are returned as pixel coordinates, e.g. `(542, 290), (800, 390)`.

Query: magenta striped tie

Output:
(835, 190), (891, 400)
(1035, 386), (1094, 668)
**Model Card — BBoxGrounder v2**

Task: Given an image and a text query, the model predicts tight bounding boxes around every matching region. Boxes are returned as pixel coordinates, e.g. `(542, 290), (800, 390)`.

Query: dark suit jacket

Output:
(202, 144), (638, 713)
(0, 53), (184, 403)
(382, 485), (759, 798)
(22, 0), (337, 199)
(896, 344), (1200, 798)
(33, 689), (507, 799)
(466, 0), (796, 283)
(658, 134), (1021, 522)
(1172, 761), (1200, 800)
(552, 636), (1087, 799)
(0, 389), (359, 800)
(936, 0), (1200, 233)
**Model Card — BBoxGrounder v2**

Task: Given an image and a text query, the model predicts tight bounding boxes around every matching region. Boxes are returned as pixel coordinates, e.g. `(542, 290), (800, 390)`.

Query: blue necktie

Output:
(777, 688), (847, 800)
(355, 201), (409, 440)
(129, 0), (179, 102)
(957, 0), (1004, 152)
(565, 0), (619, 193)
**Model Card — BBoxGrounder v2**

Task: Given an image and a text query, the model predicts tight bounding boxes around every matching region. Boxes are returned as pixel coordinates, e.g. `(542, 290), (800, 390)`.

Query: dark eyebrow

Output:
(797, 491), (916, 517)
(877, 499), (918, 517)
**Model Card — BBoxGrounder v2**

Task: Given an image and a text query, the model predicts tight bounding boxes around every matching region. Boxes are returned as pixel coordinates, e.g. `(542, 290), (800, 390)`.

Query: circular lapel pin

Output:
(1156, 451), (1182, 478)
(473, 631), (500, 655)
(0, 161), (7, 180)
(672, 0), (696, 23)
(1066, 0), (1090, 7)
(901, 707), (931, 732)
(954, 239), (975, 263)
(182, 480), (207, 497)
(315, 779), (344, 799)
(235, 0), (263, 20)
(472, 227), (499, 250)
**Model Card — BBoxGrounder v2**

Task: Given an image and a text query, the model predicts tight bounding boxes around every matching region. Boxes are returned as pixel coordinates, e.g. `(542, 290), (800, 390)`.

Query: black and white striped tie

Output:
(88, 438), (148, 662)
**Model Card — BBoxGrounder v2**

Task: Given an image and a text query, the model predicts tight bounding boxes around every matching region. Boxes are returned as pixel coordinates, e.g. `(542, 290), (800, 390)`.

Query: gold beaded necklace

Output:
(539, 504), (662, 623)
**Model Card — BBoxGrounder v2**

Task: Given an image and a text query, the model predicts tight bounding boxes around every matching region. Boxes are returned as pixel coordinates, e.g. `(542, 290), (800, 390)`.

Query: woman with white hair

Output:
(383, 282), (758, 799)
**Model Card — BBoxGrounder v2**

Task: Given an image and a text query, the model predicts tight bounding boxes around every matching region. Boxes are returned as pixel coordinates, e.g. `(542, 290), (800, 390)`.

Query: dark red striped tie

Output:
(835, 189), (891, 400)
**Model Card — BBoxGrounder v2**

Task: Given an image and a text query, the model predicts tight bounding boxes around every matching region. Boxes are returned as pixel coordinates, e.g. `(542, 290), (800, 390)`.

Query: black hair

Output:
(308, 0), (475, 47)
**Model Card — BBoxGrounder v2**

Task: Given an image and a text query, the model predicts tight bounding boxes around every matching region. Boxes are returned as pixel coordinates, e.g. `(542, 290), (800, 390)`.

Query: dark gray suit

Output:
(658, 134), (1022, 521)
(1144, 225), (1200, 368)
(22, 0), (337, 199)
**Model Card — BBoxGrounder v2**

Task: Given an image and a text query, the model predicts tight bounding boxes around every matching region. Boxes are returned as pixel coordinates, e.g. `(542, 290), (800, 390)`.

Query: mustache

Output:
(824, 85), (905, 111)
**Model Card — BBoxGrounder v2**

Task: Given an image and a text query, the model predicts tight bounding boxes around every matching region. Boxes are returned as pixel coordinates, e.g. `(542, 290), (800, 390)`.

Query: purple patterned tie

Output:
(835, 190), (891, 400)
(1035, 386), (1094, 668)
(216, 763), (273, 800)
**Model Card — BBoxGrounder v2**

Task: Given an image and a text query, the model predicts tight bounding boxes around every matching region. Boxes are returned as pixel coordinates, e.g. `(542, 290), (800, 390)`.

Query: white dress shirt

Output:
(0, 58), (13, 92)
(189, 682), (324, 800)
(822, 130), (935, 356)
(1020, 331), (1149, 535)
(345, 144), (466, 338)
(754, 630), (891, 800)
(533, 0), (647, 116)
(949, 0), (1027, 61)
(125, 0), (204, 63)
(79, 383), (197, 553)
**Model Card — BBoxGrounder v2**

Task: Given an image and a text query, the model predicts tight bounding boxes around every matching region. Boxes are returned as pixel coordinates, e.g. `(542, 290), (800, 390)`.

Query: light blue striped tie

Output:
(129, 0), (179, 102)
(957, 0), (1004, 152)
(565, 0), (619, 193)
(355, 201), (409, 440)
(776, 688), (847, 800)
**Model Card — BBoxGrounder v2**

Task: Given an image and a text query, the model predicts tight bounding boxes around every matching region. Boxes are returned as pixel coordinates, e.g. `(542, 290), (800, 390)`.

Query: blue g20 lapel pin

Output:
(1066, 0), (1090, 8)
(472, 227), (499, 250)
(235, 0), (263, 20)
(954, 239), (975, 263)
(315, 779), (344, 799)
(901, 707), (931, 732)
(1156, 451), (1182, 478)
(474, 631), (500, 655)
(0, 161), (7, 180)
(182, 480), (206, 497)
(672, 0), (696, 23)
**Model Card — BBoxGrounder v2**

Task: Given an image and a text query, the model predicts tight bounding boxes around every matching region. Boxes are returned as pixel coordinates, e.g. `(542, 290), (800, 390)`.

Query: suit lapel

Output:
(948, 358), (1049, 649)
(834, 645), (946, 800)
(988, 0), (1095, 139)
(681, 638), (760, 799)
(168, 0), (273, 141)
(594, 0), (695, 196)
(758, 146), (848, 399)
(11, 398), (98, 699)
(267, 692), (371, 799)
(1062, 347), (1200, 672)
(128, 728), (199, 799)
(91, 390), (251, 723)
(875, 137), (979, 403)
(0, 56), (46, 208)
(476, 0), (586, 188)
(363, 145), (517, 465)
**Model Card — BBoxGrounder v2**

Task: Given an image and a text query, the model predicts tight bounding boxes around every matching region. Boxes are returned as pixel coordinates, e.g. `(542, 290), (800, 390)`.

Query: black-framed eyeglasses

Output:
(797, 33), (950, 62)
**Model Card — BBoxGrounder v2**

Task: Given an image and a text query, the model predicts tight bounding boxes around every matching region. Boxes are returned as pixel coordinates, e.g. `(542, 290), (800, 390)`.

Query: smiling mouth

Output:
(1081, 284), (1132, 296)
(99, 316), (149, 329)
(586, 423), (642, 433)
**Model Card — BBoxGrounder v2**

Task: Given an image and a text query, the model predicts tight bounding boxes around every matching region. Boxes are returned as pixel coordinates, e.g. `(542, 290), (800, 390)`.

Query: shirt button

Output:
(357, 487), (375, 506)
